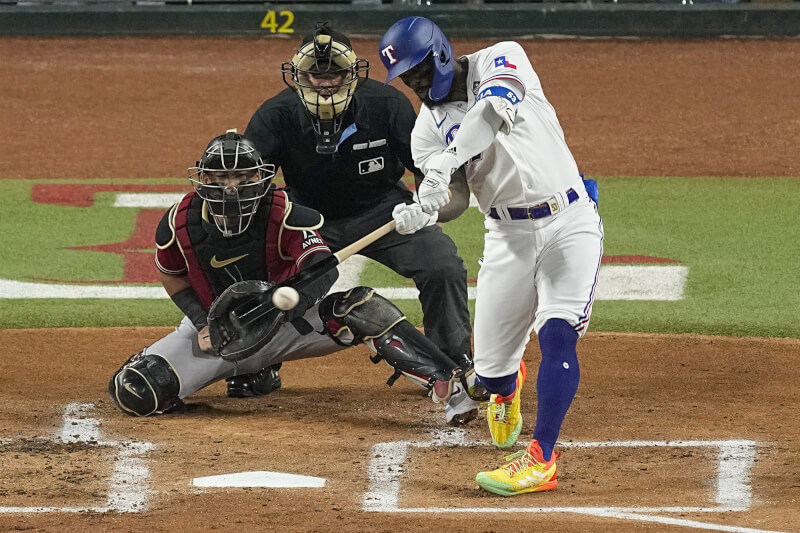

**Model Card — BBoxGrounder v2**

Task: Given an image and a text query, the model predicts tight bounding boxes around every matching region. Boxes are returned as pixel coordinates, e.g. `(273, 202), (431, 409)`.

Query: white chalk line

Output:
(362, 429), (784, 533)
(0, 265), (686, 301)
(0, 402), (154, 514)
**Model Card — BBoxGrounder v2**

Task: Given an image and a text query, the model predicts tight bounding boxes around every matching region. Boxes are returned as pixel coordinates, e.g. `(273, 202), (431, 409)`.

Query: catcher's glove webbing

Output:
(207, 280), (286, 362)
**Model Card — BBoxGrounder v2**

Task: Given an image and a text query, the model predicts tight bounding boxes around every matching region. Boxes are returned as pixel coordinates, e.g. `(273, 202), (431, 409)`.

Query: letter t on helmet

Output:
(378, 16), (454, 102)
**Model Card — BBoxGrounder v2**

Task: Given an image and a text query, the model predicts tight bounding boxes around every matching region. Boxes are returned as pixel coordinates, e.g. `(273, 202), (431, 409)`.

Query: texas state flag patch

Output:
(494, 56), (517, 69)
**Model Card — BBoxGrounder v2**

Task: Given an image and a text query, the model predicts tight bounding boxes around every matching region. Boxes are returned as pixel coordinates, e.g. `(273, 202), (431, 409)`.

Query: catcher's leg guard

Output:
(108, 352), (182, 417)
(319, 286), (464, 395)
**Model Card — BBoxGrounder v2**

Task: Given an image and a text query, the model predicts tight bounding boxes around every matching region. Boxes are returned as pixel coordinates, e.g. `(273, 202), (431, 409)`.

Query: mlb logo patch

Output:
(359, 157), (384, 175)
(494, 56), (517, 69)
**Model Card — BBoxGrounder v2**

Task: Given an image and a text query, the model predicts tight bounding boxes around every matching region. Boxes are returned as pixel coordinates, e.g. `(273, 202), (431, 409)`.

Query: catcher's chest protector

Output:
(174, 191), (291, 308)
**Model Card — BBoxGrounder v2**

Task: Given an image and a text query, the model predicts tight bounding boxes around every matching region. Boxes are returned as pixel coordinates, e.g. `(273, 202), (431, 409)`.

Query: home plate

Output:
(192, 471), (326, 488)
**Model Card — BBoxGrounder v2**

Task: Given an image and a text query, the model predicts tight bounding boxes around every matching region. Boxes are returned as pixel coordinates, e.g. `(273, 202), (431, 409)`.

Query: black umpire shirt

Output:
(244, 78), (419, 220)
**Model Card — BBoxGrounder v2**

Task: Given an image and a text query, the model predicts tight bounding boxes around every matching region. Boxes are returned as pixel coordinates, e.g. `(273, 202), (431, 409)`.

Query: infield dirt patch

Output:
(1, 329), (799, 532)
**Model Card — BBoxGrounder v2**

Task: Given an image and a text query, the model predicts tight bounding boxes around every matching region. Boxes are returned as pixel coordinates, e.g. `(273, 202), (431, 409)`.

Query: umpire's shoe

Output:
(226, 364), (282, 398)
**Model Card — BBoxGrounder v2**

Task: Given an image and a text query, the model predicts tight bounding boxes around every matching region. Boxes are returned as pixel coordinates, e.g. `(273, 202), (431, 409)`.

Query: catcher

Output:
(107, 130), (480, 426)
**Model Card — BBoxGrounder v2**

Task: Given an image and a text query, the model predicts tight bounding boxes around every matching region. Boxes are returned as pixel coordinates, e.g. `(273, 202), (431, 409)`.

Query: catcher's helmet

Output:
(282, 22), (369, 154)
(378, 16), (454, 102)
(188, 130), (275, 237)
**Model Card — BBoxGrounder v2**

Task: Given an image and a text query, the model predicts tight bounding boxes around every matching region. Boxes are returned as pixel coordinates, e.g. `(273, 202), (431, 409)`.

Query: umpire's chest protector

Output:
(173, 191), (293, 308)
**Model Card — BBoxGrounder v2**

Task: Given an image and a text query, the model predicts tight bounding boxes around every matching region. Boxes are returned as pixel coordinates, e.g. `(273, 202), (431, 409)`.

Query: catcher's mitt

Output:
(207, 280), (286, 362)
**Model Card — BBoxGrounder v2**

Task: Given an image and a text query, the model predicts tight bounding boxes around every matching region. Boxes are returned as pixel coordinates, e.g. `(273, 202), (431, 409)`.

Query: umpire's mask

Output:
(188, 130), (275, 237)
(282, 22), (369, 154)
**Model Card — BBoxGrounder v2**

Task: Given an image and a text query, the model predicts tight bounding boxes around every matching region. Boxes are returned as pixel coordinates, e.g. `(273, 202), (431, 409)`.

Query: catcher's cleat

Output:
(226, 365), (282, 398)
(444, 383), (480, 426)
(156, 397), (186, 415)
(475, 439), (559, 496)
(486, 360), (527, 449)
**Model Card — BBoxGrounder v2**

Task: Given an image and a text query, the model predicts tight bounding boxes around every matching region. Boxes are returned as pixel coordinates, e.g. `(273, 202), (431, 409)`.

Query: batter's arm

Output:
(414, 168), (469, 223)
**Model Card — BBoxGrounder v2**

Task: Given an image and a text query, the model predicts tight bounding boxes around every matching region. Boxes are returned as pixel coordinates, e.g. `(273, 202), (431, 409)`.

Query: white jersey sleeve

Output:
(410, 106), (447, 174)
(474, 41), (529, 100)
(446, 42), (530, 166)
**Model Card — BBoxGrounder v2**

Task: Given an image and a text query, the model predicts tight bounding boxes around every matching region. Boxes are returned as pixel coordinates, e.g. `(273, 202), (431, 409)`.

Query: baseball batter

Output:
(107, 130), (479, 425)
(381, 17), (604, 496)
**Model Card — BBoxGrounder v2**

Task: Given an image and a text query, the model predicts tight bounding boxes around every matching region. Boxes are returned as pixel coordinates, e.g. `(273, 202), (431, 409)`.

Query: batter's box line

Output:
(361, 429), (789, 533)
(0, 402), (154, 514)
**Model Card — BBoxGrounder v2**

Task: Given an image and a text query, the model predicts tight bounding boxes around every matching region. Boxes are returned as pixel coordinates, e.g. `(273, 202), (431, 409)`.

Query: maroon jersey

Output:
(155, 189), (330, 309)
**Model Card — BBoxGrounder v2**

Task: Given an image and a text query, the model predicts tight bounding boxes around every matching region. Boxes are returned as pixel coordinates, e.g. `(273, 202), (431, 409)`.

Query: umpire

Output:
(239, 22), (472, 398)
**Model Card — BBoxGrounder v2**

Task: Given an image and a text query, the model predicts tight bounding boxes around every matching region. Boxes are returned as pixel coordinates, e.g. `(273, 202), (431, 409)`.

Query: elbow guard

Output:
(487, 96), (517, 135)
(476, 85), (521, 135)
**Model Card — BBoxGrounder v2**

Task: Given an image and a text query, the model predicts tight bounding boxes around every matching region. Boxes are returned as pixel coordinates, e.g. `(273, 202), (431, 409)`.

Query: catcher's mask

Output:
(282, 21), (369, 154)
(188, 130), (275, 237)
(379, 16), (454, 103)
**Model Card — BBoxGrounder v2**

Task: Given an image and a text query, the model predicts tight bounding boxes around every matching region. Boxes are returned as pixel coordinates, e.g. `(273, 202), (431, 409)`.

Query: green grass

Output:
(2, 177), (799, 337)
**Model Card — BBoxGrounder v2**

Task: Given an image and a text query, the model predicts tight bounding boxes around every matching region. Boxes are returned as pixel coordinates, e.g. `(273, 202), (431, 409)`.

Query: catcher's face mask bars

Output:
(189, 171), (270, 237)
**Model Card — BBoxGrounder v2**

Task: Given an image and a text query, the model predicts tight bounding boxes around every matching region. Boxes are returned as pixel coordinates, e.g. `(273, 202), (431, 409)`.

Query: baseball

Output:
(272, 286), (300, 311)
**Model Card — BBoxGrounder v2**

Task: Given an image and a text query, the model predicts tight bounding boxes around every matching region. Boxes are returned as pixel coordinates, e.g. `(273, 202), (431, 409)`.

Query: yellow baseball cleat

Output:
(486, 360), (527, 449)
(475, 439), (559, 496)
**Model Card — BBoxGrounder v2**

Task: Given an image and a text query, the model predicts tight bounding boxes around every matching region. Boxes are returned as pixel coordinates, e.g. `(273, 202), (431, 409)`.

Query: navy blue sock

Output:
(533, 319), (580, 460)
(476, 371), (518, 398)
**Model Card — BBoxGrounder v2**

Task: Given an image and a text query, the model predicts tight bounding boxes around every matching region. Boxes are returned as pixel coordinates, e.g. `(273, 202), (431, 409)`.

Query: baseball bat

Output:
(278, 220), (397, 292)
(224, 220), (397, 337)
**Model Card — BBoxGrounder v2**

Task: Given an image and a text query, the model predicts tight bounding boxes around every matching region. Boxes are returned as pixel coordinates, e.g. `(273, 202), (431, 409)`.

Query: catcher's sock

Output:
(534, 319), (580, 460)
(476, 371), (518, 398)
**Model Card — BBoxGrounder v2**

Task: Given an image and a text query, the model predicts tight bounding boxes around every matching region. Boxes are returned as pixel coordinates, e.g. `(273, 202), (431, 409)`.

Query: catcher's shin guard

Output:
(109, 353), (181, 417)
(320, 286), (464, 393)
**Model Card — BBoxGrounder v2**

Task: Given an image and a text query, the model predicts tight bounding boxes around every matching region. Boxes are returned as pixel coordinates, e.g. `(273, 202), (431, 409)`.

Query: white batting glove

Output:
(392, 203), (438, 235)
(418, 151), (460, 214)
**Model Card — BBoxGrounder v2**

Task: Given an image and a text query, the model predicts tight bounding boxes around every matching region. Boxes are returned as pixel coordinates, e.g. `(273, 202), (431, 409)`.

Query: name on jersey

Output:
(494, 56), (517, 69)
(477, 86), (520, 104)
(302, 236), (325, 249)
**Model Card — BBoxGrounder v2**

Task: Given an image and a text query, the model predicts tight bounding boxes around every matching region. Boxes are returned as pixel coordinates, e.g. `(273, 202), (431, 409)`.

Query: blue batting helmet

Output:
(378, 16), (454, 102)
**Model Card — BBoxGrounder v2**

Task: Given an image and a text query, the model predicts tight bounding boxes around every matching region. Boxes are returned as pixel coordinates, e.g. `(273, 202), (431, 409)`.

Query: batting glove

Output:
(418, 151), (460, 214)
(392, 203), (438, 235)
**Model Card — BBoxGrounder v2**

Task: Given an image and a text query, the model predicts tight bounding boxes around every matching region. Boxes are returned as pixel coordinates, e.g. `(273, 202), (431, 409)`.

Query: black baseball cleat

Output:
(226, 364), (282, 398)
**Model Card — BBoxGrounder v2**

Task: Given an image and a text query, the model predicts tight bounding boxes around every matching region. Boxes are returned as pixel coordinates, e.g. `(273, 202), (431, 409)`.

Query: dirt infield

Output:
(2, 37), (800, 532)
(1, 329), (799, 532)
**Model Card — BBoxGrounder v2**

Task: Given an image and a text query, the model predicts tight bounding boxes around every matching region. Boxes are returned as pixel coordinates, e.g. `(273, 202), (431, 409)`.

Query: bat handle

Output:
(333, 220), (396, 264)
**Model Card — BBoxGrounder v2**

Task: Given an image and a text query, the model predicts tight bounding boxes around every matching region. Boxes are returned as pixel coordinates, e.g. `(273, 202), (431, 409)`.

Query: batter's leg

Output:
(532, 318), (580, 460)
(473, 220), (539, 379)
(529, 201), (603, 458)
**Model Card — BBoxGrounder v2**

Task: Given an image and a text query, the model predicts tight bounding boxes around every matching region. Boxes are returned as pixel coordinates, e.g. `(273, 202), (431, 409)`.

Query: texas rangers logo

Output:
(494, 56), (517, 69)
(381, 45), (398, 65)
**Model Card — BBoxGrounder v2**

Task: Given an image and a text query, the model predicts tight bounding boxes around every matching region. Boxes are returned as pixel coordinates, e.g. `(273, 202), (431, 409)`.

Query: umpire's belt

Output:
(489, 188), (579, 221)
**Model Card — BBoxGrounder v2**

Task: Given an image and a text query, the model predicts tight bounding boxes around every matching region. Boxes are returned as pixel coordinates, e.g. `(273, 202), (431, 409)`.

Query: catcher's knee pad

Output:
(320, 286), (463, 391)
(108, 353), (181, 417)
(319, 286), (404, 345)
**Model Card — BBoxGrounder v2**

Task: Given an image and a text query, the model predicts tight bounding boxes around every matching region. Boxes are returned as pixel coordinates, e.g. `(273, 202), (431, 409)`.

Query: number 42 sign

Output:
(260, 10), (295, 34)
